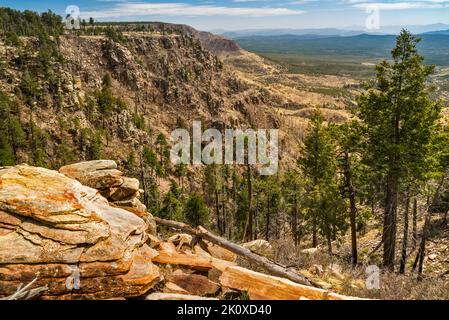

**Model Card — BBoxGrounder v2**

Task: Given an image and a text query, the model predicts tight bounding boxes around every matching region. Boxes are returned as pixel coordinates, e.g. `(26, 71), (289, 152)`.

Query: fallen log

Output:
(220, 266), (362, 300)
(154, 217), (314, 287)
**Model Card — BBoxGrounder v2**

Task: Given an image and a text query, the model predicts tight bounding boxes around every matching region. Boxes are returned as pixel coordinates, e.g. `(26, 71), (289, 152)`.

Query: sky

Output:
(2, 0), (449, 31)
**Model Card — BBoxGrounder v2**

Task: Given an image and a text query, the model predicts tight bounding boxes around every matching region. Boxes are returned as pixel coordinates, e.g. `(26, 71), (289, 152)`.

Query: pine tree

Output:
(145, 175), (160, 213)
(5, 31), (21, 46)
(55, 142), (75, 168)
(299, 110), (347, 252)
(143, 147), (161, 178)
(0, 135), (15, 166)
(174, 163), (187, 188)
(86, 131), (103, 160)
(184, 193), (209, 227)
(20, 70), (40, 107)
(125, 152), (136, 175)
(259, 176), (281, 242)
(156, 133), (170, 174)
(160, 182), (183, 221)
(97, 75), (115, 116)
(334, 122), (363, 265)
(282, 170), (305, 246)
(356, 30), (443, 270)
(0, 91), (26, 165)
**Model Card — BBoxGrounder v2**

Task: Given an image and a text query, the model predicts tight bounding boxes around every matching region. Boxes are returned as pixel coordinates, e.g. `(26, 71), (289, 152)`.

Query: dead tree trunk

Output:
(399, 195), (410, 274)
(155, 217), (315, 287)
(215, 188), (221, 236)
(312, 221), (318, 248)
(231, 168), (238, 240)
(326, 232), (333, 255)
(342, 152), (358, 266)
(222, 183), (227, 236)
(265, 196), (270, 241)
(255, 191), (260, 238)
(442, 210), (448, 227)
(243, 164), (253, 242)
(383, 174), (398, 271)
(413, 213), (431, 281)
(412, 198), (418, 250)
(292, 196), (299, 246)
(139, 144), (148, 208)
(413, 171), (448, 280)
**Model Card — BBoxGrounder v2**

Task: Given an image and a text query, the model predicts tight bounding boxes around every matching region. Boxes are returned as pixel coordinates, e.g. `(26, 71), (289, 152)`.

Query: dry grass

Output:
(342, 272), (449, 300)
(271, 237), (449, 300)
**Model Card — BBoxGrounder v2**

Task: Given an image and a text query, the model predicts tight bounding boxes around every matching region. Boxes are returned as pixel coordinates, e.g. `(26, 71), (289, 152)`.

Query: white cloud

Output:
(232, 0), (272, 2)
(289, 0), (319, 4)
(352, 1), (447, 10)
(82, 2), (306, 19)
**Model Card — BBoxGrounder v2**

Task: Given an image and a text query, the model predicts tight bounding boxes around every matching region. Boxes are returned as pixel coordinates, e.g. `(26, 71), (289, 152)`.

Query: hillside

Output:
(0, 27), (285, 170)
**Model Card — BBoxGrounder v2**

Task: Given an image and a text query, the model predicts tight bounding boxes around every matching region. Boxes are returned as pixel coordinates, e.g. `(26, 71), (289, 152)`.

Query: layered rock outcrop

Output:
(59, 160), (156, 235)
(0, 164), (159, 299)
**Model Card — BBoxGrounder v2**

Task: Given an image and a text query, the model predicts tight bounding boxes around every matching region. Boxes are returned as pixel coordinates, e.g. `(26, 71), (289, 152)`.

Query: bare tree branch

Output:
(0, 277), (48, 300)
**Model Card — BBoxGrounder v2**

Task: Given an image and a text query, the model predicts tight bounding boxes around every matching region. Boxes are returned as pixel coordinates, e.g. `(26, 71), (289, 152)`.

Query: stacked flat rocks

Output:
(59, 160), (155, 235)
(0, 164), (160, 299)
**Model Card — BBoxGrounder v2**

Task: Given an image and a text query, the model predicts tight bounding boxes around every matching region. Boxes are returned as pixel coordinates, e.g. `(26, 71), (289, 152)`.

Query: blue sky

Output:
(2, 0), (449, 31)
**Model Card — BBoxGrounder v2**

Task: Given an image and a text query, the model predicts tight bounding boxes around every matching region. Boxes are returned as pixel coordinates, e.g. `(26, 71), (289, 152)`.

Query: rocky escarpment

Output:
(59, 34), (275, 126)
(0, 29), (281, 168)
(0, 162), (159, 299)
(115, 22), (242, 56)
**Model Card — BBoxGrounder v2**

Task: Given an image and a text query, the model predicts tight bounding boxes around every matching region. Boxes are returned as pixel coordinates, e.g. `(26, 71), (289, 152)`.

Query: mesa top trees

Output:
(356, 30), (444, 270)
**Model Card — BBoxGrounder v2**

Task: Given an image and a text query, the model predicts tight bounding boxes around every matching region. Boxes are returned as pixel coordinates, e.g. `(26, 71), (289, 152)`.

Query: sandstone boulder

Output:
(301, 247), (320, 255)
(162, 282), (189, 295)
(60, 160), (154, 235)
(59, 160), (117, 181)
(242, 239), (273, 258)
(0, 164), (160, 299)
(168, 270), (220, 296)
(168, 233), (193, 250)
(113, 197), (147, 212)
(110, 177), (140, 201)
(205, 242), (237, 262)
(81, 169), (124, 190)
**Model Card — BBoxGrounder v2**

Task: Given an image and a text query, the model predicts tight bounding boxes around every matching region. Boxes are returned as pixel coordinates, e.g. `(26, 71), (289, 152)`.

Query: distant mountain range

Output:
(233, 33), (449, 66)
(216, 23), (449, 39)
(220, 28), (368, 38)
(424, 29), (449, 35)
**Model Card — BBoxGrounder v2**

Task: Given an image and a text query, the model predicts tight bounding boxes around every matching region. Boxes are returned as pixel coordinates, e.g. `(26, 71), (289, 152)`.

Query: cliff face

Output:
(0, 26), (280, 169)
(108, 21), (243, 56)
